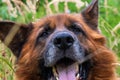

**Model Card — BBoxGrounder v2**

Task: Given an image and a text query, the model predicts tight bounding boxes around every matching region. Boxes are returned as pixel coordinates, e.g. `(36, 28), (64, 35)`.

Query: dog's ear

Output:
(82, 0), (98, 30)
(0, 21), (33, 57)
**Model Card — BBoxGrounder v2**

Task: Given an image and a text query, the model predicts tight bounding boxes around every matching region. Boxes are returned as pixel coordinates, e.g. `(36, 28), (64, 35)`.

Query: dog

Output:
(0, 0), (117, 80)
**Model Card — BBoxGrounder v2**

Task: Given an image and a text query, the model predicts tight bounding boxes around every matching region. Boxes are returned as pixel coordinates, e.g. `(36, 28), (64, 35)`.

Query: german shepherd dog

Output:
(0, 0), (117, 80)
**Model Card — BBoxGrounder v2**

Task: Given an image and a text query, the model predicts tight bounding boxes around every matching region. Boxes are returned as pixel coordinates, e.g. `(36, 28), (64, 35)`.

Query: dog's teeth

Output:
(76, 73), (80, 79)
(76, 64), (79, 72)
(56, 77), (59, 80)
(52, 67), (58, 79)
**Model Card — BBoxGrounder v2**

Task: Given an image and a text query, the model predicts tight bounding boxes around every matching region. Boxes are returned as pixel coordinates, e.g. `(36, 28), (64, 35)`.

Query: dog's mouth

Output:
(51, 57), (91, 80)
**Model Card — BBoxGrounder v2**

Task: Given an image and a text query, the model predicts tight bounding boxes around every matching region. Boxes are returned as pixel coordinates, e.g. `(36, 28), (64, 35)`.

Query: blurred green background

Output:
(0, 0), (120, 80)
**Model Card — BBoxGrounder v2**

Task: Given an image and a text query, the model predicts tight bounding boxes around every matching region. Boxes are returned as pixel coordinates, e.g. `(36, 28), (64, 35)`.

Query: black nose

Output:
(53, 32), (74, 50)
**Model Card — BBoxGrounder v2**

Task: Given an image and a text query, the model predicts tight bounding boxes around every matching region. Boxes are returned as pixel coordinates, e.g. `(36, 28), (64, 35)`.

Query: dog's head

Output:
(0, 0), (105, 80)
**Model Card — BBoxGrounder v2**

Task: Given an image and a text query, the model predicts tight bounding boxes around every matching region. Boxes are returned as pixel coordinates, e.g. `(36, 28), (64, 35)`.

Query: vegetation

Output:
(99, 0), (120, 76)
(0, 0), (120, 80)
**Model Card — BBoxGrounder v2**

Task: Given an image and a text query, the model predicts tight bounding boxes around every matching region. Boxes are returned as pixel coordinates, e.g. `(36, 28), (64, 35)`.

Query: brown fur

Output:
(15, 14), (116, 80)
(0, 0), (117, 80)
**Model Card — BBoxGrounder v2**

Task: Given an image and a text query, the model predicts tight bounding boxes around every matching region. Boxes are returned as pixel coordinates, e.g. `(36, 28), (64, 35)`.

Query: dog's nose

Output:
(53, 33), (74, 50)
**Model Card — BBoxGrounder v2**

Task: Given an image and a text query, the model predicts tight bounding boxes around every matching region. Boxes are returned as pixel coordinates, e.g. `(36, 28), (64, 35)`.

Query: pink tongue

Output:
(57, 64), (77, 80)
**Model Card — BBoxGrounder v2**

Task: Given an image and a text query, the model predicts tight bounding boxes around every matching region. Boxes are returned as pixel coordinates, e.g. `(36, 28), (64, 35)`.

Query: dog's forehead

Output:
(33, 14), (83, 28)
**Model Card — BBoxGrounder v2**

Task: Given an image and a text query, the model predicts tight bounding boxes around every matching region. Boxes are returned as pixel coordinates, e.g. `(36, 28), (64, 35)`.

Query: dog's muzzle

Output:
(43, 31), (91, 80)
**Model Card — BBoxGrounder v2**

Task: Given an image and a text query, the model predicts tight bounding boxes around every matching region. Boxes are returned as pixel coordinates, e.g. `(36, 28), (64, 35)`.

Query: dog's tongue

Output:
(56, 64), (77, 80)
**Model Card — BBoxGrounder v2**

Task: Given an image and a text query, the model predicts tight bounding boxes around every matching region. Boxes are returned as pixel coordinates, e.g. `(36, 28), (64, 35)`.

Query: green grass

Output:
(99, 0), (120, 76)
(0, 42), (14, 80)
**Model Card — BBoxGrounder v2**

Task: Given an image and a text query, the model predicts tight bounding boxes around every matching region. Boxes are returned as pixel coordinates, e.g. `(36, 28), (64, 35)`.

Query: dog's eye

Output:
(37, 26), (53, 41)
(40, 27), (52, 37)
(68, 24), (83, 34)
(40, 31), (49, 37)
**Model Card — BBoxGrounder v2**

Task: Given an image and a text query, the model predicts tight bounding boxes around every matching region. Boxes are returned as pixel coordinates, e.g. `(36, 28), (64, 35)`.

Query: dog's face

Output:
(0, 0), (107, 80)
(35, 15), (92, 80)
(39, 15), (87, 66)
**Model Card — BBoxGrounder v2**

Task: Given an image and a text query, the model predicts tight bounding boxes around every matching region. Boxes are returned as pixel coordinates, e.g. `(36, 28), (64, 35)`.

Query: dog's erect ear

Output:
(0, 21), (33, 57)
(82, 0), (98, 30)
